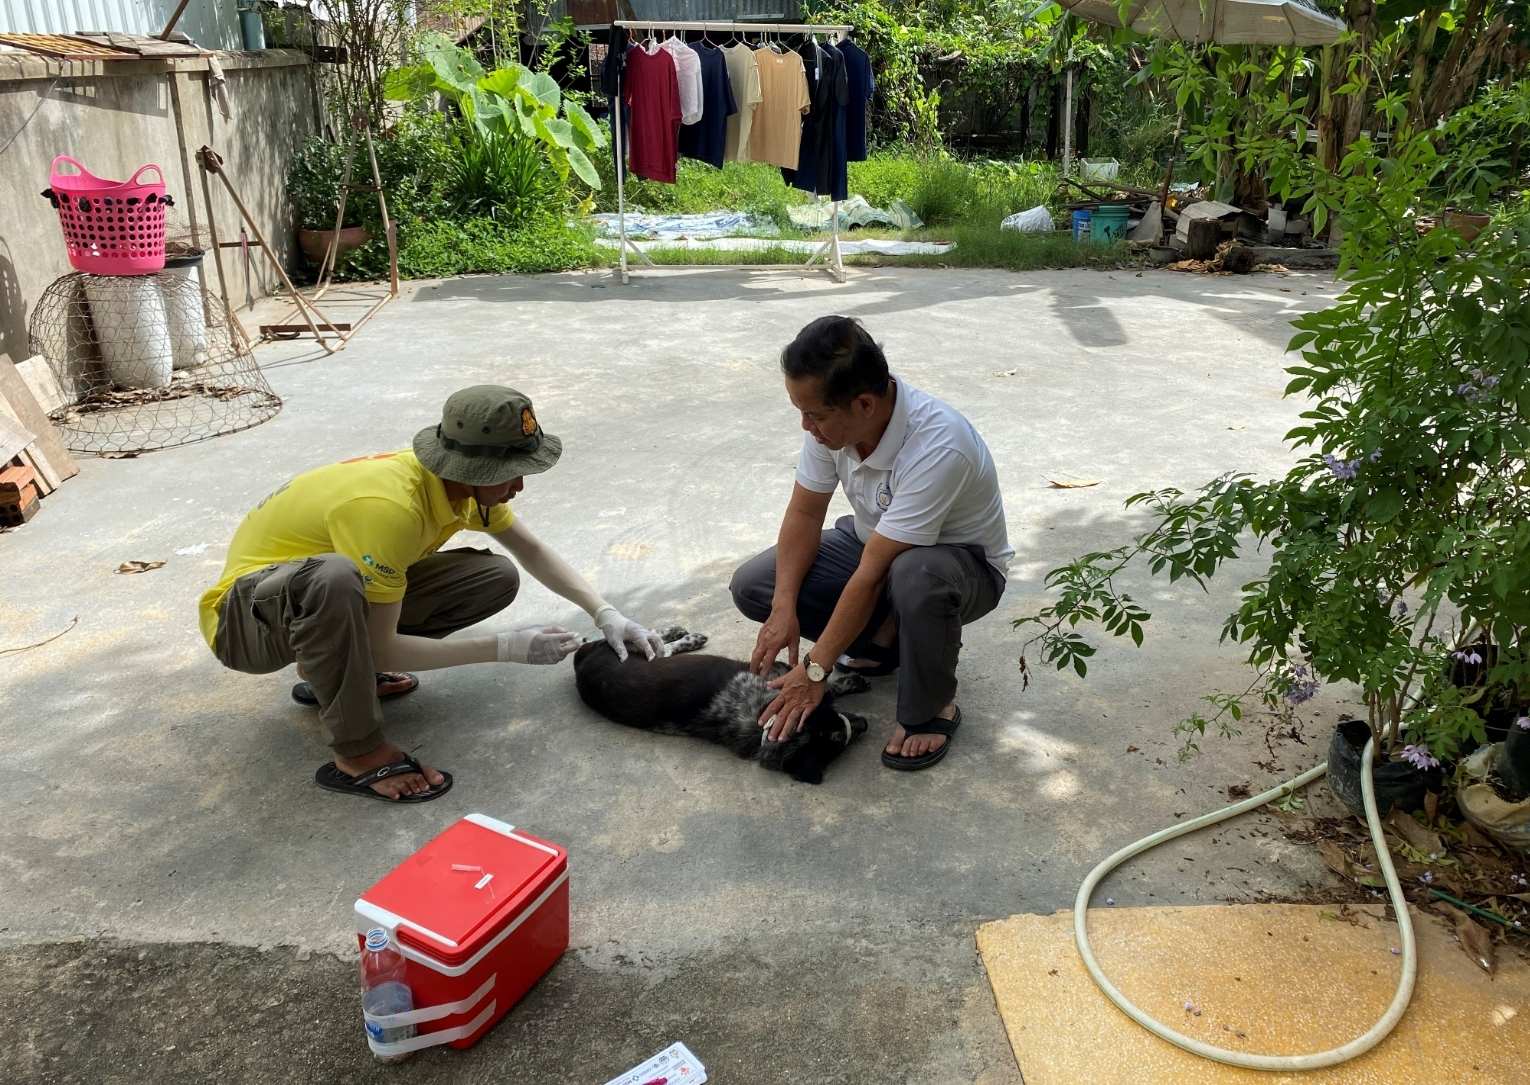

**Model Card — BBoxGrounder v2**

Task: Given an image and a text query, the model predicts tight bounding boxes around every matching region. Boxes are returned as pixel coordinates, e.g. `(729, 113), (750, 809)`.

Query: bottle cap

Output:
(364, 927), (390, 952)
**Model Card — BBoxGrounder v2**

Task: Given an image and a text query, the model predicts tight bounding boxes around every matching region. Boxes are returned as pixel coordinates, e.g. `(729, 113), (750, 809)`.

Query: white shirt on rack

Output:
(660, 36), (704, 125)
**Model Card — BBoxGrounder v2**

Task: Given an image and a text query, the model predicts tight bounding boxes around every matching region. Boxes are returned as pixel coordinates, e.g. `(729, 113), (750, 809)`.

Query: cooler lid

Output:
(359, 813), (565, 965)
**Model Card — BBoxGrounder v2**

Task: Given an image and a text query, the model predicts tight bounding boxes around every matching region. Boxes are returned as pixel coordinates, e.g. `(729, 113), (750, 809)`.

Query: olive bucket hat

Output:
(413, 385), (562, 487)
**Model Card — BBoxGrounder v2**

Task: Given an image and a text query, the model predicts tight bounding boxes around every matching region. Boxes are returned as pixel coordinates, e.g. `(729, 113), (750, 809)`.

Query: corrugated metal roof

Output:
(0, 0), (241, 52)
(543, 0), (799, 27)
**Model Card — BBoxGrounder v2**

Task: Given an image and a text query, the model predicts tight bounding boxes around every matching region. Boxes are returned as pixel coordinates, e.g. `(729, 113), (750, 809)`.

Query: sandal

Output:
(292, 671), (418, 708)
(881, 706), (962, 771)
(315, 755), (453, 803)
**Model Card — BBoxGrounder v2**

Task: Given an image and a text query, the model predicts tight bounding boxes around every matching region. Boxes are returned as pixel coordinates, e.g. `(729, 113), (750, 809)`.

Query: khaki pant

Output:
(214, 548), (519, 757)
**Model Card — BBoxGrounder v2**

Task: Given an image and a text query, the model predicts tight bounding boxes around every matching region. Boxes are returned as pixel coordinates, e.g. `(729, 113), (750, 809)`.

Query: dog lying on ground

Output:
(573, 628), (869, 784)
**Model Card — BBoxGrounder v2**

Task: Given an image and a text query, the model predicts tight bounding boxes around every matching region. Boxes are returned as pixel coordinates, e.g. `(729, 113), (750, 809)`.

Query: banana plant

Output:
(385, 32), (604, 189)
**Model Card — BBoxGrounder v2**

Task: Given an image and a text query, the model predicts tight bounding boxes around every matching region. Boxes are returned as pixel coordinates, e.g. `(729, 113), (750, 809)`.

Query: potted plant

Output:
(1013, 102), (1530, 808)
(286, 136), (371, 264)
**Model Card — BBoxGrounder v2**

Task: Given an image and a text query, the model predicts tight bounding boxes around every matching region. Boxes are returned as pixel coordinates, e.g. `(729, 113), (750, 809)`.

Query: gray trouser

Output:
(213, 548), (519, 757)
(729, 516), (1005, 726)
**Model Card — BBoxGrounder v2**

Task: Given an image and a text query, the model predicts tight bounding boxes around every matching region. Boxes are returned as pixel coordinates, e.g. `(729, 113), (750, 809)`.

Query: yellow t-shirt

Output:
(746, 48), (811, 169)
(197, 449), (515, 649)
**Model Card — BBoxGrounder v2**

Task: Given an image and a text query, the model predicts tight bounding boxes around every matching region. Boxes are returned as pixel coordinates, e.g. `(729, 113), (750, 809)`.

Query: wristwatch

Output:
(804, 650), (828, 683)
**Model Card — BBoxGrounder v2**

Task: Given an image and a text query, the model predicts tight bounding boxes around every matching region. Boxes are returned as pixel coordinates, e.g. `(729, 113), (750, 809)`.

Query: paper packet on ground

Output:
(602, 1041), (708, 1085)
(1001, 206), (1055, 233)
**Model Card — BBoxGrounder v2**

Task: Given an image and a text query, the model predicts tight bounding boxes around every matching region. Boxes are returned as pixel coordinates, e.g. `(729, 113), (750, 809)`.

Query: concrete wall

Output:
(0, 50), (323, 365)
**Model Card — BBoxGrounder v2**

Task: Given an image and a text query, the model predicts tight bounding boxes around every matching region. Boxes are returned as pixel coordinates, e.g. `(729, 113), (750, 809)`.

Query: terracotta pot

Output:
(297, 225), (370, 264)
(1441, 209), (1491, 243)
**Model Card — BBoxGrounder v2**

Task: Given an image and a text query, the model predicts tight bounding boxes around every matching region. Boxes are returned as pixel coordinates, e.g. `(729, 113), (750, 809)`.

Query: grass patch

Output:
(395, 216), (599, 277)
(897, 228), (1134, 271)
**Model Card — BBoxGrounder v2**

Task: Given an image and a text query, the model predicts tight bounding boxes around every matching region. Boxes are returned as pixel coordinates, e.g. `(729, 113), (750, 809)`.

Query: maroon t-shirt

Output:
(623, 44), (682, 184)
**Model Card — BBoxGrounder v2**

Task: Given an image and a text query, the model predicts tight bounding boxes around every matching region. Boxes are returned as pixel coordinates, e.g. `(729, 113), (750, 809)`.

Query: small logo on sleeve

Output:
(876, 481), (893, 510)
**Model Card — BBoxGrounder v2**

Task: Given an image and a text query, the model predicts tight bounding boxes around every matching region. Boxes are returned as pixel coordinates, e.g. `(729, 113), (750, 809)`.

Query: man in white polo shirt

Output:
(730, 316), (1012, 770)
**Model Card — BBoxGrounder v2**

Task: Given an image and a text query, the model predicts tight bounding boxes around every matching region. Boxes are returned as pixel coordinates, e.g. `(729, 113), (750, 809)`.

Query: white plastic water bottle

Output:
(360, 927), (417, 1061)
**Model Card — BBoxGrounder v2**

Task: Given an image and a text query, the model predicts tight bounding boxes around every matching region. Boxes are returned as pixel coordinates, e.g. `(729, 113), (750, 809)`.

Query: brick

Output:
(0, 490), (40, 526)
(0, 462), (36, 497)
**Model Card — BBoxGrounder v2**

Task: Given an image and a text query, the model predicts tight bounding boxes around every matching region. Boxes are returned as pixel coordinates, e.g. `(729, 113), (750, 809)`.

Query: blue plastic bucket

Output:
(1071, 209), (1092, 241)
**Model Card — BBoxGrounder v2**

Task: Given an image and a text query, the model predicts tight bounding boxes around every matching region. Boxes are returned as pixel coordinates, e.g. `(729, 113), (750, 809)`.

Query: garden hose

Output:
(1074, 736), (1419, 1070)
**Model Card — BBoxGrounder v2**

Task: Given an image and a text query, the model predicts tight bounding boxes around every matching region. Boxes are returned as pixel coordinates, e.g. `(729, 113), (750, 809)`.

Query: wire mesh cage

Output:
(28, 267), (282, 456)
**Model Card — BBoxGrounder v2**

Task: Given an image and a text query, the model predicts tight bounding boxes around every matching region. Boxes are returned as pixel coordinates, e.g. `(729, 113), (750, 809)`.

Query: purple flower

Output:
(1517, 717), (1530, 731)
(1400, 744), (1440, 771)
(1418, 871), (1434, 885)
(1368, 450), (1382, 462)
(1457, 369), (1501, 402)
(1394, 600), (1408, 617)
(1452, 649), (1484, 666)
(1284, 664), (1320, 705)
(1322, 453), (1361, 480)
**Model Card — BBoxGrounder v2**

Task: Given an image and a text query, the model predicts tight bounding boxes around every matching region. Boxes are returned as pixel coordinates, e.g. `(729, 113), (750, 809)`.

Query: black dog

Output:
(573, 630), (869, 784)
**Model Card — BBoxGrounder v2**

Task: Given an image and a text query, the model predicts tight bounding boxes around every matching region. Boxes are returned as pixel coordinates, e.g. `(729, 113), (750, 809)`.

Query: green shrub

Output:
(395, 215), (598, 277)
(847, 153), (924, 208)
(447, 131), (561, 224)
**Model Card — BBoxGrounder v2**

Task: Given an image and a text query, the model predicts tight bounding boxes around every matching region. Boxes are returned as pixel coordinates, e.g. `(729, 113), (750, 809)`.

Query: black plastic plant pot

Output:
(1503, 724), (1530, 799)
(1326, 718), (1439, 819)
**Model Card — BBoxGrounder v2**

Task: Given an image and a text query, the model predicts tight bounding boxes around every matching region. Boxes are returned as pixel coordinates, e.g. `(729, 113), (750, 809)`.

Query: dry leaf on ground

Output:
(116, 560), (165, 574)
(1387, 809), (1447, 858)
(1045, 478), (1101, 489)
(1445, 907), (1497, 975)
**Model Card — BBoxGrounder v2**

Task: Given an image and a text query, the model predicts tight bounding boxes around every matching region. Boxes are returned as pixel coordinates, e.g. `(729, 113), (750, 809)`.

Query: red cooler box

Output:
(354, 813), (569, 1057)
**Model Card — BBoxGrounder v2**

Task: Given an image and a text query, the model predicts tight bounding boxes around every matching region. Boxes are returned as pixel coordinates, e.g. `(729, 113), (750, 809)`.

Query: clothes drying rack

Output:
(611, 20), (855, 285)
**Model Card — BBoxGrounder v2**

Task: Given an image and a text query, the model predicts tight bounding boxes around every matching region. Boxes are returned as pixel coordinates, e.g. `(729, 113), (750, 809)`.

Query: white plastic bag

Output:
(1001, 206), (1055, 234)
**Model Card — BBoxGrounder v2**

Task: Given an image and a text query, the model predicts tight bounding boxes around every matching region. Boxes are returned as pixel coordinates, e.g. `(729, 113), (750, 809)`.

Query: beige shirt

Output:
(746, 47), (811, 169)
(723, 44), (763, 163)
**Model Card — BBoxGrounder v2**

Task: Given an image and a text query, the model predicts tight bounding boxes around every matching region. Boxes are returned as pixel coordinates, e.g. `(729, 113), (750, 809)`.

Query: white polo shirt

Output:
(795, 377), (1013, 577)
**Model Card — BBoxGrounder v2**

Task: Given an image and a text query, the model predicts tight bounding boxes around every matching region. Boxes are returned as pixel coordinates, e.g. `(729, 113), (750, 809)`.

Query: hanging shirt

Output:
(602, 23), (631, 181)
(677, 42), (737, 169)
(785, 42), (848, 202)
(838, 37), (874, 162)
(660, 35), (704, 125)
(747, 47), (812, 170)
(623, 43), (682, 184)
(722, 43), (763, 163)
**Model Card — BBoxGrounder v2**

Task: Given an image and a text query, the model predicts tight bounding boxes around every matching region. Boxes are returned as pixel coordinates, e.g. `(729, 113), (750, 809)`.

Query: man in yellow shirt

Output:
(200, 385), (665, 803)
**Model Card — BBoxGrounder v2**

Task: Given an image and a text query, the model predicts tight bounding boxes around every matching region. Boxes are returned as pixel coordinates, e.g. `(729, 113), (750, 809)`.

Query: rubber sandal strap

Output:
(314, 757), (454, 803)
(900, 706), (962, 738)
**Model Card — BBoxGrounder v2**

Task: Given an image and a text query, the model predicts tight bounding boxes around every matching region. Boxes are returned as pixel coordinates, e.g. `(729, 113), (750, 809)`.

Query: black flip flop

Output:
(315, 755), (453, 803)
(292, 671), (418, 707)
(881, 706), (962, 771)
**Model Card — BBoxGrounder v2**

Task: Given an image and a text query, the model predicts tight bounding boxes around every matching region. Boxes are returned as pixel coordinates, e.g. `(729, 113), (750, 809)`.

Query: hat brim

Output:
(413, 425), (562, 486)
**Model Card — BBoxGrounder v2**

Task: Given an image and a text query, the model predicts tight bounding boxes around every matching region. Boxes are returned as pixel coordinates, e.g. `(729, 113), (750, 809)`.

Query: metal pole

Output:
(614, 61), (629, 285)
(1062, 66), (1074, 177)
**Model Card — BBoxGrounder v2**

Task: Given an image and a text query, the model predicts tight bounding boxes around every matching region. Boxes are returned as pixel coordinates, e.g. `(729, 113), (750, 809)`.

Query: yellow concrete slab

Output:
(976, 904), (1529, 1084)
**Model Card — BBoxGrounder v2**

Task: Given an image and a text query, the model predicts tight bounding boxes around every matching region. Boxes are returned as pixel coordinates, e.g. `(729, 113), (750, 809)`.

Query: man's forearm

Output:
(495, 530), (606, 618)
(771, 507), (824, 610)
(809, 570), (884, 665)
(372, 632), (500, 673)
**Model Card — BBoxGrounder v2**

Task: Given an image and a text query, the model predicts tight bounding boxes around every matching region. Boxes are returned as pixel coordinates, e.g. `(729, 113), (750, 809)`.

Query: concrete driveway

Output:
(2, 266), (1349, 1083)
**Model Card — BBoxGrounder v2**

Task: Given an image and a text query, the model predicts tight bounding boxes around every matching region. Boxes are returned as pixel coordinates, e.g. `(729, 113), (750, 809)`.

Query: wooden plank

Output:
(0, 33), (135, 60)
(0, 360), (78, 490)
(0, 413), (33, 463)
(71, 33), (208, 58)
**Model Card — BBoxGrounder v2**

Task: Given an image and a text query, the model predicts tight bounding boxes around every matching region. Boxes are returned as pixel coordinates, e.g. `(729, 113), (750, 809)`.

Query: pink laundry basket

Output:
(45, 155), (172, 275)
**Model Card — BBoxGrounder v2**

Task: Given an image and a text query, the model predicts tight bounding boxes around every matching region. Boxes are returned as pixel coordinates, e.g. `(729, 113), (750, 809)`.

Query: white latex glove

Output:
(593, 605), (665, 662)
(496, 624), (581, 665)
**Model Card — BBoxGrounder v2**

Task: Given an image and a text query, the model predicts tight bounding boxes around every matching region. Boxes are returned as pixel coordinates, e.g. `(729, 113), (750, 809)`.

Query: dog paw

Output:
(827, 671), (872, 698)
(659, 626), (689, 643)
(663, 631), (709, 657)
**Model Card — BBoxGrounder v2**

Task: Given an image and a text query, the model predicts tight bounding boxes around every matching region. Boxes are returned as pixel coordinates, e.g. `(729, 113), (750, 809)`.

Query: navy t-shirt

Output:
(678, 42), (737, 169)
(839, 38), (873, 162)
(785, 43), (848, 201)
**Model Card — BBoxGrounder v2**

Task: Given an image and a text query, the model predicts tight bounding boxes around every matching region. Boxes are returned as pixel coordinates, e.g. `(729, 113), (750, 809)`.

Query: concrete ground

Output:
(2, 266), (1352, 1084)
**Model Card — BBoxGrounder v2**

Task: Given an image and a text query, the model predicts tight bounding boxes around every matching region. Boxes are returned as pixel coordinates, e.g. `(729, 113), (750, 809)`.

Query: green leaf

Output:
(383, 64), (435, 103)
(543, 117), (576, 149)
(524, 71), (561, 110)
(565, 145), (601, 190)
(419, 33), (485, 93)
(478, 66), (528, 100)
(1073, 656), (1088, 678)
(564, 99), (606, 151)
(1368, 490), (1404, 524)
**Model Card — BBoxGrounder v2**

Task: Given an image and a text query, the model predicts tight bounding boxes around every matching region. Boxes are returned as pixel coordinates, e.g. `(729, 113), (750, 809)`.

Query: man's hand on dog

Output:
(750, 608), (801, 676)
(760, 663), (826, 742)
